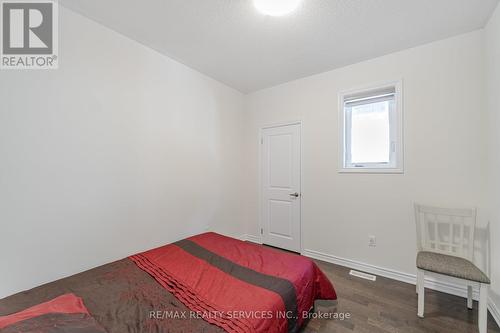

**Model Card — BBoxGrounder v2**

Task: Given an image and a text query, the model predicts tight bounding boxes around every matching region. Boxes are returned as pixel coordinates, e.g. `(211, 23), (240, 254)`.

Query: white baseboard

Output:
(302, 248), (416, 284)
(243, 234), (262, 244)
(301, 248), (500, 327)
(489, 297), (500, 328)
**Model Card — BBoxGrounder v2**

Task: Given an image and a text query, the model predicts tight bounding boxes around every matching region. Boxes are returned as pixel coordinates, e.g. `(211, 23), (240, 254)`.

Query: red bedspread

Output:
(130, 232), (337, 333)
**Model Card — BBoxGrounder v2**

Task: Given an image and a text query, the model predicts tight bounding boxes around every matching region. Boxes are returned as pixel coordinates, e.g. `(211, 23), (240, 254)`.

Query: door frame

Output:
(258, 120), (303, 253)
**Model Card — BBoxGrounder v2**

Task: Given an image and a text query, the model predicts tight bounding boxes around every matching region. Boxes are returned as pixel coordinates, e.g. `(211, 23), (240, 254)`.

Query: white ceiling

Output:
(59, 0), (499, 93)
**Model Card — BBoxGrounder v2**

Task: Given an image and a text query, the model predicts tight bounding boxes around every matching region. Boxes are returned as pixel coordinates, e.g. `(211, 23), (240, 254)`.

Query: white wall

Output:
(243, 31), (488, 277)
(0, 4), (497, 317)
(485, 3), (500, 316)
(0, 7), (244, 298)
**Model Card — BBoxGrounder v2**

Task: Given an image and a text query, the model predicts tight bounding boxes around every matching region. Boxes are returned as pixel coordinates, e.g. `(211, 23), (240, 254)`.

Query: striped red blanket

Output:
(130, 232), (337, 333)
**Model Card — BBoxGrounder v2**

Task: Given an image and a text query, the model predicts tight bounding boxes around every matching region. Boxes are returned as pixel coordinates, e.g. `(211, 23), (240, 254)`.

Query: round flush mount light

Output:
(253, 0), (302, 16)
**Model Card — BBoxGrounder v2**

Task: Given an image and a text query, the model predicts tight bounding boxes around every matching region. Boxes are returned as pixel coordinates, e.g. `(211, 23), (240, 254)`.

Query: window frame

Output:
(338, 80), (404, 174)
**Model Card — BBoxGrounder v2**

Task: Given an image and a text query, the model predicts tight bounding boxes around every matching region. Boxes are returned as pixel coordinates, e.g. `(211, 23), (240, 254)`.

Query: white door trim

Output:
(259, 120), (303, 252)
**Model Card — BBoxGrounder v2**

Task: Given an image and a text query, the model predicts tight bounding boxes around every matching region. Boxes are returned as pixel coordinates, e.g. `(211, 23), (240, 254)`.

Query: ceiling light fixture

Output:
(253, 0), (302, 17)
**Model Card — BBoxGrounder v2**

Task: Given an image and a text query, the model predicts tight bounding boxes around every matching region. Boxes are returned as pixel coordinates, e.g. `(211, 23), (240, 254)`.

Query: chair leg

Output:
(415, 272), (421, 294)
(478, 283), (488, 333)
(467, 285), (473, 309)
(417, 269), (425, 318)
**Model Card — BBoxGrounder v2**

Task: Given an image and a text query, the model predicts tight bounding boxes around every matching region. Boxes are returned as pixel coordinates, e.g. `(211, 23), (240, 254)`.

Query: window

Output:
(339, 81), (403, 173)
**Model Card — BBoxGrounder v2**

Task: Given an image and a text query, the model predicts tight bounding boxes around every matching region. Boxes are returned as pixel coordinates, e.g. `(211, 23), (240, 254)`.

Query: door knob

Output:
(289, 192), (299, 198)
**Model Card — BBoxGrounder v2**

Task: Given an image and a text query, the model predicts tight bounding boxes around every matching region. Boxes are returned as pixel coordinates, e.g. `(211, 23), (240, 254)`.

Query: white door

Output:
(261, 123), (301, 252)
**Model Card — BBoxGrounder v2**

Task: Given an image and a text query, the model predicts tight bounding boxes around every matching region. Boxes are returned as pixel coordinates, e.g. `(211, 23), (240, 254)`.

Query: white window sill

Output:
(338, 167), (404, 174)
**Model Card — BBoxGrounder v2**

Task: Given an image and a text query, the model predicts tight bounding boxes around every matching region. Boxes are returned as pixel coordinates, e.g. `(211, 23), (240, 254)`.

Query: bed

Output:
(0, 233), (336, 332)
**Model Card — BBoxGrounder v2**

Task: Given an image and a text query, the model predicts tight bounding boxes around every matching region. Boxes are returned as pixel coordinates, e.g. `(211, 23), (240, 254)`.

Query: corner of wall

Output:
(484, 1), (500, 328)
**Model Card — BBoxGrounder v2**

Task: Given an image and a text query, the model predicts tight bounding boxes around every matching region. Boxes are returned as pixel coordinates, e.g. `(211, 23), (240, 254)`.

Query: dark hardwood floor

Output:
(304, 259), (500, 333)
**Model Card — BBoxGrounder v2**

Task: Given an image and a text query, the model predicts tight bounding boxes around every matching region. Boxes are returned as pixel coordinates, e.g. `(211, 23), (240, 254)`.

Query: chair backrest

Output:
(415, 204), (477, 260)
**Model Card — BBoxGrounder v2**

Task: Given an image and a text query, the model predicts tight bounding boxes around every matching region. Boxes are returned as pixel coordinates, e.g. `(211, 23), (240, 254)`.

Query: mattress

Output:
(0, 233), (336, 333)
(0, 258), (222, 333)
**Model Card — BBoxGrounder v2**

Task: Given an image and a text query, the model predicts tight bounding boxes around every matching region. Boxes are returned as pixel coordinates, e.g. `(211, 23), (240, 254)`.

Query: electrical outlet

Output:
(368, 235), (376, 247)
